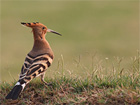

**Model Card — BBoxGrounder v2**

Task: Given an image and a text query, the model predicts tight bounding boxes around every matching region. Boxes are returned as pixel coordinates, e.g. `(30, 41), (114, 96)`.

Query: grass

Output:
(1, 1), (139, 82)
(0, 55), (140, 104)
(0, 76), (140, 104)
(0, 1), (139, 104)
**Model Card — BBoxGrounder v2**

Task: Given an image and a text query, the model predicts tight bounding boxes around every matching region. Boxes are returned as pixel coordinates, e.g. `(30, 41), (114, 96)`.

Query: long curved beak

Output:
(47, 29), (62, 36)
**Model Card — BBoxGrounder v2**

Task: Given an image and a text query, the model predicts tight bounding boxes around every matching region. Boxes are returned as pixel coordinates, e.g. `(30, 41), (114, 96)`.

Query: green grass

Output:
(0, 1), (139, 104)
(0, 55), (140, 104)
(0, 75), (140, 104)
(1, 1), (139, 82)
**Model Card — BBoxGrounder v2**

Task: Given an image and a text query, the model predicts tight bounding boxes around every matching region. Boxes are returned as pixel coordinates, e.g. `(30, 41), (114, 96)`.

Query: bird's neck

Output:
(29, 30), (54, 58)
(32, 33), (51, 52)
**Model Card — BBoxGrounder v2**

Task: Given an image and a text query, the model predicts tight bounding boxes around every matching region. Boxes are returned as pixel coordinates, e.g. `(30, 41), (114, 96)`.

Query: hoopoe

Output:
(5, 22), (61, 100)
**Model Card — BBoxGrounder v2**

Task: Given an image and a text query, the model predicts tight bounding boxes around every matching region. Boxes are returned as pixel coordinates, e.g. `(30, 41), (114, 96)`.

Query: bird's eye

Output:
(42, 27), (45, 29)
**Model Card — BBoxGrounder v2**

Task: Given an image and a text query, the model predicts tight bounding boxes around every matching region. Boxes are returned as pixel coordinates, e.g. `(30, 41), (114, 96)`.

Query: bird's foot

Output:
(43, 82), (53, 86)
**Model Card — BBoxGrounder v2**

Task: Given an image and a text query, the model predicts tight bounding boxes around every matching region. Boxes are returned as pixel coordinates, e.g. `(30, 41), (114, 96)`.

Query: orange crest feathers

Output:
(21, 22), (62, 36)
(21, 22), (47, 28)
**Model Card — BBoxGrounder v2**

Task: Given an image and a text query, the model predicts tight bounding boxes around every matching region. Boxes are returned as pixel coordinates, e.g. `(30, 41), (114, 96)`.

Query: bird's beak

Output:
(47, 29), (62, 36)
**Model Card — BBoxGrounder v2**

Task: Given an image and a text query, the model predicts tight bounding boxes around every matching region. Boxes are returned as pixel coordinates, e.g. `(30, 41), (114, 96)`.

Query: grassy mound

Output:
(1, 76), (140, 105)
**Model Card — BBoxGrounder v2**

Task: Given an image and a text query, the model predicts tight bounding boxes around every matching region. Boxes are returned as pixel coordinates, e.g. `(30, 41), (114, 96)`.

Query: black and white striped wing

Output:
(19, 53), (53, 83)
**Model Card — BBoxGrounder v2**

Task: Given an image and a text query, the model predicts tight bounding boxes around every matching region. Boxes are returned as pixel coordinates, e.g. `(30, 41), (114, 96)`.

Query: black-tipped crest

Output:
(21, 22), (39, 26)
(28, 23), (31, 25)
(21, 22), (26, 25)
(21, 22), (62, 36)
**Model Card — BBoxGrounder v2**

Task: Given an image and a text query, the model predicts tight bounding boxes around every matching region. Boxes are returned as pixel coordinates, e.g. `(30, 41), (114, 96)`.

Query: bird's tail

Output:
(5, 81), (26, 100)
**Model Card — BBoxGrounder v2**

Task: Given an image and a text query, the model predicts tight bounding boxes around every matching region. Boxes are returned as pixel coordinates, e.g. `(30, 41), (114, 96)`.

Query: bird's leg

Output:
(40, 73), (52, 86)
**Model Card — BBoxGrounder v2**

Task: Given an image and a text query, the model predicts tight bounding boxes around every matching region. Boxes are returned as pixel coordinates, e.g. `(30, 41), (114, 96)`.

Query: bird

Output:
(5, 22), (61, 100)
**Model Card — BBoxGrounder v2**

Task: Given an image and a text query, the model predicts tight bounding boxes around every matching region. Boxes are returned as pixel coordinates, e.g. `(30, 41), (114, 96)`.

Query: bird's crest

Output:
(21, 22), (61, 36)
(21, 22), (46, 28)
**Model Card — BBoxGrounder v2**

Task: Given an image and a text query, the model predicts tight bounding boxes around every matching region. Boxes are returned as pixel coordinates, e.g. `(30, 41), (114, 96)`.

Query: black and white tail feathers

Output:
(5, 53), (53, 100)
(5, 82), (26, 100)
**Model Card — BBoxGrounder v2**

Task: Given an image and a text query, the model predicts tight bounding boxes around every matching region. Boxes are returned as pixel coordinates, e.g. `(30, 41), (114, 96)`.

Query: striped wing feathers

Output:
(19, 53), (52, 83)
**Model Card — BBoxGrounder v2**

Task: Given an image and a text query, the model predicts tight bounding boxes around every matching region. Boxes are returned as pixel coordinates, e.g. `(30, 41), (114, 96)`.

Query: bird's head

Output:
(21, 22), (61, 39)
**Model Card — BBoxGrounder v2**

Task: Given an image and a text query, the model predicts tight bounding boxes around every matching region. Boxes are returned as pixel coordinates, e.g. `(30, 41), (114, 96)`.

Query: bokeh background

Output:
(1, 1), (139, 83)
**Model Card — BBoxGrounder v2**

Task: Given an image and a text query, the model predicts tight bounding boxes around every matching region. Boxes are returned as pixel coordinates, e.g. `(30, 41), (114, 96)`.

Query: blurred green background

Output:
(1, 1), (139, 83)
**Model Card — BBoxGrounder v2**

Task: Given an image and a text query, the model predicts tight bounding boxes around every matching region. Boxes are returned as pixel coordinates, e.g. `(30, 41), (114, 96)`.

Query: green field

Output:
(0, 1), (139, 104)
(1, 1), (139, 82)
